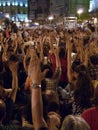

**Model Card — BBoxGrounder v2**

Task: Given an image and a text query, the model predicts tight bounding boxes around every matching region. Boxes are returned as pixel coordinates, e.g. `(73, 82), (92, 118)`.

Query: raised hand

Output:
(28, 48), (48, 130)
(8, 61), (18, 73)
(28, 49), (41, 84)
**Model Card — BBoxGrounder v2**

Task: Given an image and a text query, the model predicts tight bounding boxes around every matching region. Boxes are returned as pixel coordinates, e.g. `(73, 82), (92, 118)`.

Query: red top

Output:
(49, 53), (68, 83)
(82, 107), (98, 130)
(5, 29), (10, 38)
(59, 58), (67, 83)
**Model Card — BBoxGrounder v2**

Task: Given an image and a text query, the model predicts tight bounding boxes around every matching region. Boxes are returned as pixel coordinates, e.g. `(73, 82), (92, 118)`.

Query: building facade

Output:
(50, 0), (69, 17)
(28, 0), (50, 20)
(0, 0), (28, 21)
(0, 0), (91, 22)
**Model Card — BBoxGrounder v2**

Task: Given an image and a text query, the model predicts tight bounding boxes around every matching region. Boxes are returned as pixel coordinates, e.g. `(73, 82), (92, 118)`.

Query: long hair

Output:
(59, 47), (66, 59)
(74, 71), (94, 108)
(60, 115), (90, 130)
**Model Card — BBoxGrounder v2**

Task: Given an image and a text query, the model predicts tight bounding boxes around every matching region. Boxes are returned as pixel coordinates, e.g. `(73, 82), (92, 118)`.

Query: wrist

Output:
(32, 83), (41, 89)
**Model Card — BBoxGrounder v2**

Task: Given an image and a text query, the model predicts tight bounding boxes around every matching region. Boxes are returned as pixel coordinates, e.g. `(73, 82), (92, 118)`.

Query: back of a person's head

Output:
(0, 99), (6, 121)
(74, 71), (94, 107)
(9, 54), (18, 62)
(60, 115), (90, 130)
(90, 54), (98, 65)
(75, 64), (88, 74)
(47, 101), (59, 113)
(41, 63), (53, 78)
(71, 60), (81, 72)
(59, 47), (66, 59)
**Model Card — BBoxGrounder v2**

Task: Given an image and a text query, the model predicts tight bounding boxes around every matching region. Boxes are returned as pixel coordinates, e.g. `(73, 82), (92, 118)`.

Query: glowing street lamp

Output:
(77, 9), (83, 19)
(48, 15), (54, 20)
(5, 13), (10, 18)
(34, 22), (39, 26)
(48, 15), (54, 24)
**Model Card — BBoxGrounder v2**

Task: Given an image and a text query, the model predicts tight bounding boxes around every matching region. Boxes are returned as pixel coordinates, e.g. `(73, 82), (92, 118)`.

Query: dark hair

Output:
(71, 60), (81, 72)
(74, 64), (88, 74)
(59, 47), (66, 59)
(74, 71), (94, 108)
(7, 47), (14, 52)
(90, 54), (98, 65)
(47, 101), (59, 113)
(39, 127), (48, 130)
(7, 38), (13, 45)
(41, 63), (53, 78)
(17, 48), (22, 54)
(9, 54), (18, 62)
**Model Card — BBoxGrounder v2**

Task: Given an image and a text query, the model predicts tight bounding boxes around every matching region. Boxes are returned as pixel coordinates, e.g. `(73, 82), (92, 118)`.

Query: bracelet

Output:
(32, 84), (41, 89)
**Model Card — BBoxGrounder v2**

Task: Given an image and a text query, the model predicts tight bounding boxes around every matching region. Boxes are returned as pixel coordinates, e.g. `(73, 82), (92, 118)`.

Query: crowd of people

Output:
(0, 21), (98, 130)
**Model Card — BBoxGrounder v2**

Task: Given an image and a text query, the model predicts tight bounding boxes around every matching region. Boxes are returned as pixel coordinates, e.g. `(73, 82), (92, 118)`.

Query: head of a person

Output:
(47, 112), (61, 130)
(73, 64), (89, 85)
(74, 71), (94, 108)
(8, 54), (18, 62)
(90, 54), (98, 65)
(71, 64), (89, 86)
(41, 63), (53, 78)
(59, 47), (66, 59)
(71, 60), (81, 79)
(0, 99), (6, 121)
(60, 115), (90, 130)
(70, 60), (81, 88)
(75, 71), (93, 92)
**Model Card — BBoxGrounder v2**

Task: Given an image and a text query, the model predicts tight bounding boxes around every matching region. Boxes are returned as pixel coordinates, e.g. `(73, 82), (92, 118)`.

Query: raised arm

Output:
(52, 45), (61, 79)
(8, 61), (18, 103)
(28, 49), (47, 130)
(66, 37), (72, 83)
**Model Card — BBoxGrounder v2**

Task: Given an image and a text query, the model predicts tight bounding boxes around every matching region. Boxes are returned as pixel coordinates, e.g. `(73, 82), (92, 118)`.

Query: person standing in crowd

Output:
(66, 33), (94, 115)
(0, 99), (21, 130)
(60, 115), (90, 130)
(82, 86), (98, 130)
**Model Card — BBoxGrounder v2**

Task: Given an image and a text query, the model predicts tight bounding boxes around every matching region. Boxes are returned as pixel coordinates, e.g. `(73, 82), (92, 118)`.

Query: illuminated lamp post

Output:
(77, 9), (83, 20)
(48, 15), (54, 24)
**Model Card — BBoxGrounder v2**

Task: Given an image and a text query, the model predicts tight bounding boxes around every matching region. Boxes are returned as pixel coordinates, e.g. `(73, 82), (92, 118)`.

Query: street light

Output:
(48, 15), (54, 24)
(77, 9), (83, 19)
(5, 13), (10, 19)
(48, 15), (54, 20)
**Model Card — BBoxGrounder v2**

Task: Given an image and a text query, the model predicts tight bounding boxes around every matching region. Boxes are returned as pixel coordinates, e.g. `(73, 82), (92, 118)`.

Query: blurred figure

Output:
(60, 115), (90, 130)
(0, 99), (21, 129)
(82, 86), (98, 130)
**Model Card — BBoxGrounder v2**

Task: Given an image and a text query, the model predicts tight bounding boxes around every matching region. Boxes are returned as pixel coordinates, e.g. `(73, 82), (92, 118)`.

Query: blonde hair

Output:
(60, 115), (90, 130)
